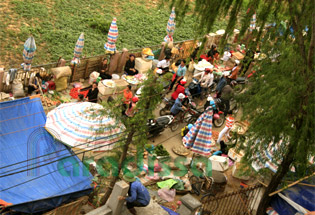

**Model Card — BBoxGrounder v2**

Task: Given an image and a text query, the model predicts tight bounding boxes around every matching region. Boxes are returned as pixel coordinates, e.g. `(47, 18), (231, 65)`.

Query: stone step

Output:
(86, 205), (112, 215)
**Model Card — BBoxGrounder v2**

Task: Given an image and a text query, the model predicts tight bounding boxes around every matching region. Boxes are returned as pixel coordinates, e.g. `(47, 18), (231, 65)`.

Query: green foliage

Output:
(1, 0), (226, 66)
(171, 1), (314, 212)
(87, 17), (111, 33)
(170, 0), (314, 177)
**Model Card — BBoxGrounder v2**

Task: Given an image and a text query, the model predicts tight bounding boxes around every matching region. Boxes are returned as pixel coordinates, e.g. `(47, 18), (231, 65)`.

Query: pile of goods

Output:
(172, 145), (190, 156)
(231, 121), (250, 135)
(122, 73), (147, 85)
(154, 144), (170, 157)
(102, 80), (116, 88)
(51, 66), (71, 92)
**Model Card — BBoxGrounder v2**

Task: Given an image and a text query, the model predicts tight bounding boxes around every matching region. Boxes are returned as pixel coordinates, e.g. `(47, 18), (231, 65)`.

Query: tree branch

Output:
(288, 0), (308, 67)
(308, 10), (315, 71)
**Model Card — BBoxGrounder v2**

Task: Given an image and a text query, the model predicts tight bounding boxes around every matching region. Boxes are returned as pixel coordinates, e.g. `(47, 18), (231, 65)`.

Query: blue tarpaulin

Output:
(270, 181), (315, 215)
(0, 97), (93, 213)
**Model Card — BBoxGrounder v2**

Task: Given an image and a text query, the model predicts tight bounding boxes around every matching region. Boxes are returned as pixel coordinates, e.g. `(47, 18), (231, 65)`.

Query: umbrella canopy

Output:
(22, 36), (36, 71)
(45, 102), (125, 152)
(183, 107), (215, 157)
(104, 17), (118, 53)
(164, 7), (176, 42)
(71, 33), (84, 65)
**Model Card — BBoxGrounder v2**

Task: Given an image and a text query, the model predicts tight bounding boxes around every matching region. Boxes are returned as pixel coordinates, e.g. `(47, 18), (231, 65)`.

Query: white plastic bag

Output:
(222, 51), (231, 61)
(12, 80), (25, 97)
(89, 71), (100, 84)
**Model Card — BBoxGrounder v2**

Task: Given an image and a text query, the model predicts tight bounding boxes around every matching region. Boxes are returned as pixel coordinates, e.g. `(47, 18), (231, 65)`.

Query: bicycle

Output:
(170, 98), (201, 131)
(188, 160), (219, 214)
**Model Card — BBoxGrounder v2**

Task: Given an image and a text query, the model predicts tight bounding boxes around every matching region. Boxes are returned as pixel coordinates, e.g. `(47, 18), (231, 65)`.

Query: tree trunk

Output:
(256, 142), (296, 214)
(99, 129), (135, 206)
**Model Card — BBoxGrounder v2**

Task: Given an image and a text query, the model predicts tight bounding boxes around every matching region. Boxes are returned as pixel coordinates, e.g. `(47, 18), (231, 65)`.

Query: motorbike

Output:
(214, 97), (239, 115)
(159, 88), (191, 116)
(159, 97), (175, 116)
(147, 115), (174, 137)
(188, 78), (201, 99)
(232, 77), (248, 93)
(203, 97), (226, 128)
(169, 97), (202, 131)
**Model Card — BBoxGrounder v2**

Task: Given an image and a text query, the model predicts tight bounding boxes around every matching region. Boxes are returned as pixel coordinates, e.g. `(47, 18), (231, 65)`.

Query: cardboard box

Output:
(232, 52), (244, 60)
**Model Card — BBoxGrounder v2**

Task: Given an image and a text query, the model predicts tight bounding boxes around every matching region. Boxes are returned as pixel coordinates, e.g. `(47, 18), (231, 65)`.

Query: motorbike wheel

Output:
(230, 99), (239, 114)
(184, 112), (192, 123)
(233, 103), (239, 114)
(170, 121), (179, 132)
(234, 84), (244, 94)
(159, 108), (168, 116)
(213, 114), (225, 128)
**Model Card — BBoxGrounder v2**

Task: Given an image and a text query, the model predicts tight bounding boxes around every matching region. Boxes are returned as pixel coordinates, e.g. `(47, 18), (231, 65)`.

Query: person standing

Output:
(169, 59), (187, 90)
(217, 113), (235, 144)
(228, 60), (240, 80)
(86, 82), (99, 103)
(122, 85), (133, 114)
(220, 81), (236, 115)
(118, 173), (151, 215)
(216, 72), (229, 97)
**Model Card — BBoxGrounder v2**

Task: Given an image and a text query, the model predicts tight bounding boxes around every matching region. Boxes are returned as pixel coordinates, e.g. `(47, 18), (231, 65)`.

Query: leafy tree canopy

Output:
(167, 0), (314, 213)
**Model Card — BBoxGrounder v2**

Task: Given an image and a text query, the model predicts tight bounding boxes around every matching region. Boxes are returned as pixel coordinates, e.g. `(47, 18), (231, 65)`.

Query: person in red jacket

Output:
(171, 78), (187, 100)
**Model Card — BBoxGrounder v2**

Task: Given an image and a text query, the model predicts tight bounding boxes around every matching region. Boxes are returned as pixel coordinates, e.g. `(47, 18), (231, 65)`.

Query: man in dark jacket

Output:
(220, 81), (236, 115)
(216, 72), (229, 97)
(118, 173), (151, 215)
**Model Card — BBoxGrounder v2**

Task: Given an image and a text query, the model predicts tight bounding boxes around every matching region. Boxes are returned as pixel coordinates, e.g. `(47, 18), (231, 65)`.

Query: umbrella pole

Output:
(82, 151), (86, 161)
(188, 153), (196, 171)
(36, 77), (49, 112)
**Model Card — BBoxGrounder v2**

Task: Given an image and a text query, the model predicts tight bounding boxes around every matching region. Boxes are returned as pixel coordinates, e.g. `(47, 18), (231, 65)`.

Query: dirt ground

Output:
(48, 80), (254, 193)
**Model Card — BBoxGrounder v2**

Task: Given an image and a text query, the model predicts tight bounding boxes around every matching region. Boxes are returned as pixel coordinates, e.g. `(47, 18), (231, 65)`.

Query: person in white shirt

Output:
(193, 66), (218, 99)
(193, 66), (216, 88)
(157, 56), (171, 73)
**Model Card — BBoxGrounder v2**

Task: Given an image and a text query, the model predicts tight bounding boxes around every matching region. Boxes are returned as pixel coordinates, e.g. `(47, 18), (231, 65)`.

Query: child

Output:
(181, 124), (193, 137)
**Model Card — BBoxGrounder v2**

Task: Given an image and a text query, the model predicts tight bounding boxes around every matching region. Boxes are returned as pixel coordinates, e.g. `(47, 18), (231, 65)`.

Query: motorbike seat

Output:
(236, 77), (246, 82)
(156, 116), (172, 125)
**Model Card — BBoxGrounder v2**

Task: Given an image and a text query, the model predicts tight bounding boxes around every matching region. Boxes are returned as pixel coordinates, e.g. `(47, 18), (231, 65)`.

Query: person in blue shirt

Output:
(118, 173), (150, 215)
(216, 72), (229, 97)
(170, 93), (186, 116)
(169, 59), (187, 90)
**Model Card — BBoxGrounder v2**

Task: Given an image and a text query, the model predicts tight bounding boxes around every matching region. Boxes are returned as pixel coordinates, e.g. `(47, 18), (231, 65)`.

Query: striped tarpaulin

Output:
(249, 13), (256, 32)
(164, 7), (176, 42)
(71, 33), (84, 65)
(104, 17), (118, 52)
(183, 107), (215, 157)
(45, 102), (125, 152)
(22, 36), (36, 71)
(252, 140), (299, 173)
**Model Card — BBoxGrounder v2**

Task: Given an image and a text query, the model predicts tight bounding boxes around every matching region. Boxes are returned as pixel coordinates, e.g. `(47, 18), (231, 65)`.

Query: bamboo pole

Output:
(269, 172), (315, 196)
(284, 181), (315, 188)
